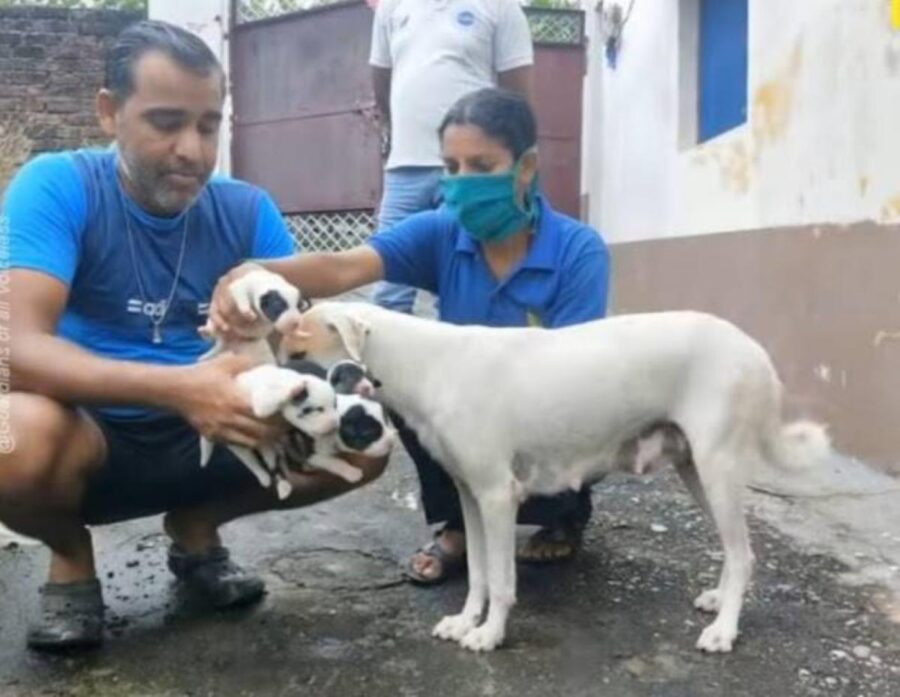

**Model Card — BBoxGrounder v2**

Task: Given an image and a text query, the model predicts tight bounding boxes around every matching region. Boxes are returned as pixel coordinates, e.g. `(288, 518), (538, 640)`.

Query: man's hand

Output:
(174, 352), (285, 449)
(207, 262), (265, 342)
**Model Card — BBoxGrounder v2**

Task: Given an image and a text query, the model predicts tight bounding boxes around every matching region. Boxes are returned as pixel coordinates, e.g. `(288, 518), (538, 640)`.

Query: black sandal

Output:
(27, 579), (104, 651)
(402, 536), (467, 586)
(517, 521), (584, 565)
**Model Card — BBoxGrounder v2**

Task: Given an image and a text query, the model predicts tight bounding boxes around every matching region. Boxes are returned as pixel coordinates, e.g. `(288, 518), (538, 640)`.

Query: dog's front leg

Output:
(457, 489), (517, 652)
(433, 483), (486, 643)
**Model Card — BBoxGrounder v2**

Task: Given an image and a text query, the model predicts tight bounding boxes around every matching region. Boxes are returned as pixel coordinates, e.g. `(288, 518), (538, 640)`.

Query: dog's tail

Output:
(761, 418), (832, 471)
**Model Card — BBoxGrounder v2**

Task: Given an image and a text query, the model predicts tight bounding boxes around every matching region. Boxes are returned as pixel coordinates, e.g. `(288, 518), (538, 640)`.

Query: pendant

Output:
(152, 324), (163, 345)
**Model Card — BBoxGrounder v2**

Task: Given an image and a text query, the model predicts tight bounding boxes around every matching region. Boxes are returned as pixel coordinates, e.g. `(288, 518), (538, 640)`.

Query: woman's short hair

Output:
(439, 88), (538, 160)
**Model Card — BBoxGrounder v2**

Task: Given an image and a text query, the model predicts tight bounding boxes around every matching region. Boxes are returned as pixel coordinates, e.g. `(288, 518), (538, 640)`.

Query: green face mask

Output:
(440, 150), (537, 243)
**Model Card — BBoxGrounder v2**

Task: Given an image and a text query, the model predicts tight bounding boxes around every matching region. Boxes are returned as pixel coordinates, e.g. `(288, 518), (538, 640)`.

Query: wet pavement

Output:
(1, 447), (899, 697)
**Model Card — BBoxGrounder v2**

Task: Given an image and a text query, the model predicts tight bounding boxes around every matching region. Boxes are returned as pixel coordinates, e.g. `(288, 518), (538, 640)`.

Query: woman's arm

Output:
(262, 246), (384, 298)
(208, 246), (384, 338)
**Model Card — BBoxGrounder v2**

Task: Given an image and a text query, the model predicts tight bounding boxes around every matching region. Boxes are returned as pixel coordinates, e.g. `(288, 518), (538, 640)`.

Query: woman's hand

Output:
(207, 262), (266, 342)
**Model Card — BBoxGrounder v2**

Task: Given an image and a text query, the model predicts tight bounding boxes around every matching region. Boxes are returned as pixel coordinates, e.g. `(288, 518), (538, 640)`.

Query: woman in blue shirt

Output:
(210, 88), (610, 584)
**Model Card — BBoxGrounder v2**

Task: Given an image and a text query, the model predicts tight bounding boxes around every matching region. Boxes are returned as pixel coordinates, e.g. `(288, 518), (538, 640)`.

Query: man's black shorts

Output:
(81, 410), (255, 526)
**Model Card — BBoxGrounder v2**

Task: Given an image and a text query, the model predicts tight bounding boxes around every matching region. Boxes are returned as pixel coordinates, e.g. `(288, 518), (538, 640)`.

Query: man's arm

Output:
(9, 270), (278, 447)
(497, 66), (534, 104)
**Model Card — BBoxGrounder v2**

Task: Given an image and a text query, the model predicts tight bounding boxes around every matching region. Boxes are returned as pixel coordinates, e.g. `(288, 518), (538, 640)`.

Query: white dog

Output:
(280, 301), (832, 654)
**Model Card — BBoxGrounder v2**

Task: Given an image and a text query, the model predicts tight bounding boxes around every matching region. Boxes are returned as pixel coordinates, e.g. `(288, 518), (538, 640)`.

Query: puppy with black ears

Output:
(197, 268), (317, 496)
(200, 364), (339, 500)
(280, 357), (395, 478)
(198, 267), (309, 365)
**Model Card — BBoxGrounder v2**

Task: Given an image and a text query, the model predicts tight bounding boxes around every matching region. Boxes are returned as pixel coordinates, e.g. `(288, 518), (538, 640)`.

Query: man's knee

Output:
(0, 394), (105, 501)
(351, 454), (388, 487)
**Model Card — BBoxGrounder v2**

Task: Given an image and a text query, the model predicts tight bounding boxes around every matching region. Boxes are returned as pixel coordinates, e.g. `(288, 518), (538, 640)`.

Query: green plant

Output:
(0, 0), (147, 10)
(527, 0), (579, 9)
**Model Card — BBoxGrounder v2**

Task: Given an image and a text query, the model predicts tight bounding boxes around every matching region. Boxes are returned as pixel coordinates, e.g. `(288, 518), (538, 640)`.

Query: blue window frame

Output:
(698, 0), (748, 142)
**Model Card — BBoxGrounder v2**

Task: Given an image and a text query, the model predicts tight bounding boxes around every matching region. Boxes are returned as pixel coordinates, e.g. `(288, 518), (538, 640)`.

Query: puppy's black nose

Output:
(259, 290), (289, 323)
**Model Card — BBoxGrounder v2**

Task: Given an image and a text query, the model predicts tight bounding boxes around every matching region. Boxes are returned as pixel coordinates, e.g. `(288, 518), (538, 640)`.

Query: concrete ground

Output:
(1, 445), (899, 697)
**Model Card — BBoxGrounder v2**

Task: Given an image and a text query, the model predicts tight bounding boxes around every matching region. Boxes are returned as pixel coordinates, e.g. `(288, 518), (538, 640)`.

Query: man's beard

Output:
(118, 148), (209, 216)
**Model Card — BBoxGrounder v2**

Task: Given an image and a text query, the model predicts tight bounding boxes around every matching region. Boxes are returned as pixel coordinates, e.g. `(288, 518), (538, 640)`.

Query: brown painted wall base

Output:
(609, 222), (900, 474)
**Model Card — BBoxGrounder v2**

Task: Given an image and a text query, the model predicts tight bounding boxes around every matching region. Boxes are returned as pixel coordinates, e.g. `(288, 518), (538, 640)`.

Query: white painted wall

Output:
(148, 0), (233, 174)
(581, 0), (900, 244)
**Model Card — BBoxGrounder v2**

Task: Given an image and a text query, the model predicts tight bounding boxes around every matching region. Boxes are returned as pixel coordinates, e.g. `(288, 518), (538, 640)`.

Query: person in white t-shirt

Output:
(368, 0), (533, 315)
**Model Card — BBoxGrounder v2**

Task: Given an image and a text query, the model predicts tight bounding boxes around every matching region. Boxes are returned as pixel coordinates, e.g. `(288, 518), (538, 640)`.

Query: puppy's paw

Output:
(459, 624), (505, 653)
(695, 621), (737, 653)
(276, 480), (293, 500)
(432, 613), (478, 642)
(693, 589), (722, 614)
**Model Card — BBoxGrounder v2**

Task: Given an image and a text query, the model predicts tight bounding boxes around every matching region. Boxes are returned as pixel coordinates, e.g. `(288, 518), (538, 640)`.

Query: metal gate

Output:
(230, 1), (586, 251)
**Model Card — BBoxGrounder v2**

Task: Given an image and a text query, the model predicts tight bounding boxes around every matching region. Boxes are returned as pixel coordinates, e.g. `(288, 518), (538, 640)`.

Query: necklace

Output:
(118, 186), (190, 345)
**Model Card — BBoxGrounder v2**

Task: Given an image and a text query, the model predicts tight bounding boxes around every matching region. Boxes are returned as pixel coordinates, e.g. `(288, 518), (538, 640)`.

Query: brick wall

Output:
(0, 6), (143, 163)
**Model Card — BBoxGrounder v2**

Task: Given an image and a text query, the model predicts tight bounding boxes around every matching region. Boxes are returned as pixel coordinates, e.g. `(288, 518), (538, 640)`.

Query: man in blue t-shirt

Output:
(0, 20), (386, 651)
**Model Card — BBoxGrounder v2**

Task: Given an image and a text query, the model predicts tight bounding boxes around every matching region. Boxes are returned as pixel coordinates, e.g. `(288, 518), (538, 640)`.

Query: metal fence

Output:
(285, 210), (377, 251)
(525, 8), (584, 45)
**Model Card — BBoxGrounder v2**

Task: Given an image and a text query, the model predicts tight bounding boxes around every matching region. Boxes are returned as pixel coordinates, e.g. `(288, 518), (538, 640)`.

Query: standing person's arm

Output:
(372, 67), (391, 125)
(494, 0), (535, 103)
(497, 66), (533, 104)
(369, 1), (393, 157)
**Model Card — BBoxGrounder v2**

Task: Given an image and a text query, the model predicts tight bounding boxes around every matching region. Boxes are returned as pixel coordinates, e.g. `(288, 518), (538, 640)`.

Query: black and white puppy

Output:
(334, 393), (395, 459)
(280, 357), (395, 477)
(326, 360), (393, 458)
(199, 268), (308, 364)
(326, 359), (381, 399)
(200, 364), (339, 500)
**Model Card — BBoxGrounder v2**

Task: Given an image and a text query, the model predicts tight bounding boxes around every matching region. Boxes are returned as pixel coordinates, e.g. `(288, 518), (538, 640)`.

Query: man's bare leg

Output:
(163, 453), (387, 551)
(161, 454), (388, 607)
(0, 394), (108, 649)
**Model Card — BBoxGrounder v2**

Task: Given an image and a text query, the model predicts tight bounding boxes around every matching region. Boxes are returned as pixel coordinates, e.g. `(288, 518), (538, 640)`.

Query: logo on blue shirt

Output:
(456, 10), (475, 27)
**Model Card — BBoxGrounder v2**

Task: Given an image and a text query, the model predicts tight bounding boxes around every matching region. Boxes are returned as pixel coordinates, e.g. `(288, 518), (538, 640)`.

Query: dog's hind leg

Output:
(229, 445), (273, 489)
(691, 448), (755, 653)
(457, 487), (517, 652)
(433, 481), (487, 644)
(675, 459), (712, 518)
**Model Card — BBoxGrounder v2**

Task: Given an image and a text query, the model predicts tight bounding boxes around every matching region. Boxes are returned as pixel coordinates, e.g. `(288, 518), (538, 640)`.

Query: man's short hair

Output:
(104, 20), (223, 101)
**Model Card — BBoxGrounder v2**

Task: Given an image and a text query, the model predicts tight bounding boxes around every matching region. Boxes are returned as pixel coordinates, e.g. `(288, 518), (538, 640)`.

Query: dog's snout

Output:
(355, 379), (376, 398)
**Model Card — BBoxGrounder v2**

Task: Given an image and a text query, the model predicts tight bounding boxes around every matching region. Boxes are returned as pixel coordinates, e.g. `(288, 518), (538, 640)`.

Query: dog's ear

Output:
(290, 384), (309, 404)
(326, 313), (370, 363)
(246, 371), (304, 418)
(250, 384), (294, 419)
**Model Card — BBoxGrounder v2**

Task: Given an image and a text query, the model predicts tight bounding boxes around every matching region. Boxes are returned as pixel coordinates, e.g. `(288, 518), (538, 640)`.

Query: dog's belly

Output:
(511, 448), (616, 498)
(511, 422), (691, 498)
